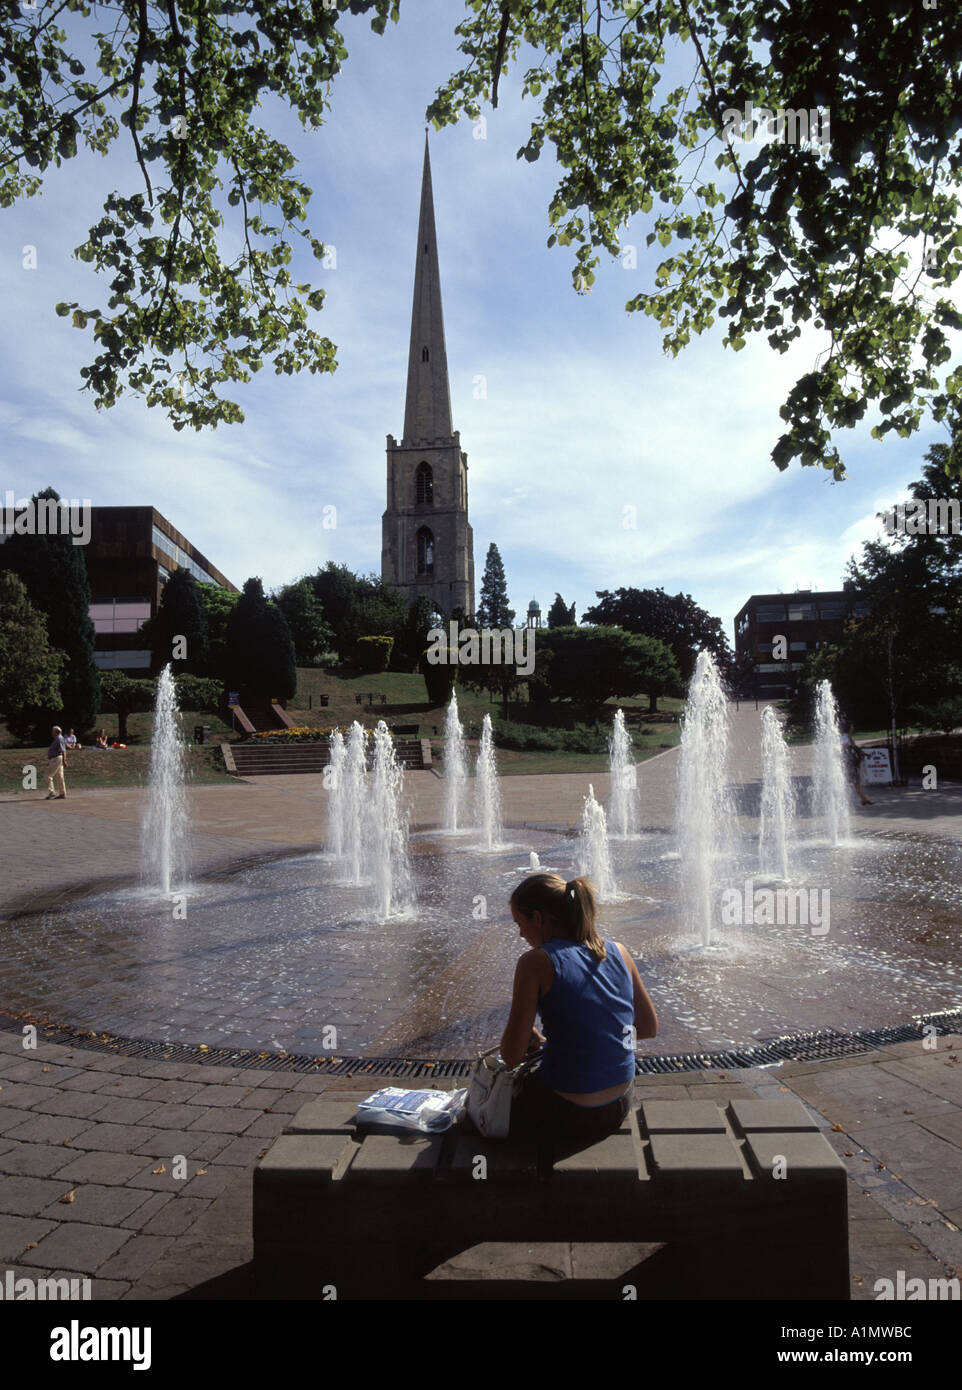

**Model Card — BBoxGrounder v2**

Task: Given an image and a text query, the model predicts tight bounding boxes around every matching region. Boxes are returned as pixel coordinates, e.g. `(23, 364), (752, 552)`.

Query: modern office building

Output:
(85, 507), (236, 672)
(733, 588), (869, 698)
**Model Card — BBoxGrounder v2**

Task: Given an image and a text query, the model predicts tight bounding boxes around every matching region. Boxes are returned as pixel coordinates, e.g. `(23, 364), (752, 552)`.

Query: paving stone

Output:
(55, 1150), (148, 1186)
(141, 1103), (211, 1130)
(186, 1109), (259, 1135)
(0, 1141), (77, 1178)
(140, 1080), (208, 1105)
(3, 1113), (95, 1146)
(21, 1222), (133, 1273)
(851, 1121), (962, 1210)
(89, 1097), (164, 1125)
(40, 1183), (158, 1226)
(127, 1158), (202, 1192)
(184, 1084), (252, 1108)
(916, 1111), (962, 1148)
(96, 1234), (175, 1283)
(0, 1108), (35, 1135)
(118, 1191), (174, 1229)
(30, 1090), (114, 1120)
(140, 1196), (211, 1236)
(0, 1213), (57, 1260)
(236, 1088), (286, 1110)
(72, 1123), (163, 1154)
(0, 1174), (79, 1216)
(60, 1071), (117, 1093)
(214, 1135), (274, 1166)
(0, 1082), (53, 1109)
(179, 1166), (247, 1200)
(132, 1129), (231, 1160)
(93, 1075), (162, 1098)
(0, 1060), (82, 1086)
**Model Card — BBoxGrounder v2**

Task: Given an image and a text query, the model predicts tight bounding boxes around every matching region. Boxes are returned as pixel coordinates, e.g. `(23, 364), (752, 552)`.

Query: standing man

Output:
(46, 725), (67, 800)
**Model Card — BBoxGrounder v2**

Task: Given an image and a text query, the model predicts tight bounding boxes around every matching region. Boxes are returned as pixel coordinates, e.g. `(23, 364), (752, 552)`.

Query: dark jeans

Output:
(509, 1066), (631, 1140)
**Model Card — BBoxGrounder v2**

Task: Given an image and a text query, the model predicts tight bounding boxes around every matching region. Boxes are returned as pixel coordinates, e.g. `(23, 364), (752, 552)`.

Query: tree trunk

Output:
(648, 691), (659, 713)
(118, 708), (129, 743)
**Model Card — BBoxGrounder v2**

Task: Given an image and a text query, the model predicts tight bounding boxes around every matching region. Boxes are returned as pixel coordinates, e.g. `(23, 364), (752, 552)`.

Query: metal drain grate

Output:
(0, 1009), (959, 1076)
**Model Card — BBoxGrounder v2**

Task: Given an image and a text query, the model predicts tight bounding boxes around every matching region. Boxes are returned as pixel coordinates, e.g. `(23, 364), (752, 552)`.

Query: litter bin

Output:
(320, 694), (330, 707)
(194, 725), (211, 745)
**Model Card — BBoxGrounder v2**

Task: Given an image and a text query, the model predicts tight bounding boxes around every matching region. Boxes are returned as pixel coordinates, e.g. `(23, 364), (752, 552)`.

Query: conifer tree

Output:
(475, 544), (515, 629)
(150, 568), (210, 675)
(0, 487), (100, 734)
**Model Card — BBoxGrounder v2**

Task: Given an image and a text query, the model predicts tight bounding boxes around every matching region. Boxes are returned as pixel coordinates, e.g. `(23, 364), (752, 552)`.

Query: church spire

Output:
(403, 132), (454, 442)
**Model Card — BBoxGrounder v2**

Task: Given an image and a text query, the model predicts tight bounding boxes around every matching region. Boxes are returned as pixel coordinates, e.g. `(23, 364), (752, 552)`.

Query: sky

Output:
(0, 1), (956, 646)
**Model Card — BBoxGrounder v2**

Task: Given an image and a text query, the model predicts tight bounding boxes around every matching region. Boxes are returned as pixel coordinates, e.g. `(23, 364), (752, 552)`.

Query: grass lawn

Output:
(0, 743), (233, 795)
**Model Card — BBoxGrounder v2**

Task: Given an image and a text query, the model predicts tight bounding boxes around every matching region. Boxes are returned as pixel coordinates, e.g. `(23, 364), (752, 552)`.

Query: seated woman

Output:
(63, 728), (79, 749)
(94, 730), (108, 749)
(500, 873), (658, 1139)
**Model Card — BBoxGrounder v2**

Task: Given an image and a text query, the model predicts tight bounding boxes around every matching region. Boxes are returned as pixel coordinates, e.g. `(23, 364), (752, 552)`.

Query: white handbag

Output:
(466, 1045), (540, 1138)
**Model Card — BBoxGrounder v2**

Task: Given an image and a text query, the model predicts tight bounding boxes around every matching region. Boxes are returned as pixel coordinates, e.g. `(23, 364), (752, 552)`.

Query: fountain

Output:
(326, 730), (346, 858)
(442, 692), (469, 833)
(812, 679), (852, 846)
(475, 713), (504, 850)
(578, 783), (616, 900)
(336, 721), (367, 885)
(608, 708), (639, 838)
(369, 720), (414, 919)
(759, 704), (796, 881)
(141, 664), (189, 896)
(677, 650), (734, 946)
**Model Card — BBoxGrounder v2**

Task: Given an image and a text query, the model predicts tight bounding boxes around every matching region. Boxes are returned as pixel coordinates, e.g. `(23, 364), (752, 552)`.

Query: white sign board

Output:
(862, 747), (892, 785)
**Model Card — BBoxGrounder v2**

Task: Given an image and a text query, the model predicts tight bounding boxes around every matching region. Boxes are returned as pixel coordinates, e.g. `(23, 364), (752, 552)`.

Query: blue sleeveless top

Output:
(536, 938), (636, 1092)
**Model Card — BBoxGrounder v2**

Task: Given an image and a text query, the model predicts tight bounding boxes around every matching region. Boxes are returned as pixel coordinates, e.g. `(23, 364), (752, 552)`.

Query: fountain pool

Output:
(4, 822), (961, 1060)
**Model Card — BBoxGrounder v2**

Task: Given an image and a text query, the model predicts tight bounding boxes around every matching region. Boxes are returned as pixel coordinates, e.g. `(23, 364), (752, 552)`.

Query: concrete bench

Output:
(252, 1092), (849, 1300)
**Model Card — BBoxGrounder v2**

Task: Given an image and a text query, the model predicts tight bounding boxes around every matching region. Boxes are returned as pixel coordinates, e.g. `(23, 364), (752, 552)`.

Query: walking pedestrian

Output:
(46, 725), (68, 800)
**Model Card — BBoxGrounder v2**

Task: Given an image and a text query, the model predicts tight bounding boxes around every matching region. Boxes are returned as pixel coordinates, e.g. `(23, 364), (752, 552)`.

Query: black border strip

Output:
(1, 1007), (959, 1076)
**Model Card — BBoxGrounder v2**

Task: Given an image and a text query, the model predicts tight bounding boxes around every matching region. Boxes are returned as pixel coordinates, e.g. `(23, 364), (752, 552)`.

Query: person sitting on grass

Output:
(500, 873), (658, 1139)
(94, 729), (108, 749)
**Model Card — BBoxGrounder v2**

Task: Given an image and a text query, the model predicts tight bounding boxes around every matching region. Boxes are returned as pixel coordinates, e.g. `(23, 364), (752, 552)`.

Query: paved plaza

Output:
(1, 707), (960, 1298)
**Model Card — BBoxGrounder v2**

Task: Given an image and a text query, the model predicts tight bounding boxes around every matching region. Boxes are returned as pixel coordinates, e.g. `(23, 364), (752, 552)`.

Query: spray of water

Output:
(369, 720), (414, 919)
(677, 650), (734, 946)
(443, 692), (469, 832)
(578, 783), (616, 900)
(813, 680), (852, 846)
(326, 730), (346, 858)
(475, 714), (504, 850)
(141, 664), (189, 896)
(340, 722), (368, 884)
(759, 705), (796, 880)
(608, 708), (639, 838)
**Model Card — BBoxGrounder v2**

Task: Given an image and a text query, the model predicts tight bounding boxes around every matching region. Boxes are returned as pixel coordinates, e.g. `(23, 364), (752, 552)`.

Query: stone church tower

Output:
(381, 135), (475, 620)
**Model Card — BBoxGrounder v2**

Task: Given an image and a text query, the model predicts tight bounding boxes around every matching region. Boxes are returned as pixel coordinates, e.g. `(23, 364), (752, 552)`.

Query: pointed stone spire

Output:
(403, 133), (454, 442)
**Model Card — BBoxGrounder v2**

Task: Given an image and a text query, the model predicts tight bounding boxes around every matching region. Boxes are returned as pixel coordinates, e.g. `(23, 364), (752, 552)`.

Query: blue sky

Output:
(0, 1), (955, 643)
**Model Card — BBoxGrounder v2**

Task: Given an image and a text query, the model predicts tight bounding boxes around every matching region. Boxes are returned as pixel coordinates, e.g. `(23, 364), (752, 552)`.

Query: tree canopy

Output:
(2, 1), (960, 476)
(582, 586), (730, 680)
(789, 442), (962, 732)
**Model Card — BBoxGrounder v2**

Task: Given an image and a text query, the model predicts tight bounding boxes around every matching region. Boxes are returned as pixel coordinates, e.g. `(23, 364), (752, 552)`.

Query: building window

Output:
(818, 601), (846, 620)
(755, 604), (786, 622)
(89, 599), (152, 634)
(421, 346), (429, 362)
(94, 649), (151, 670)
(415, 462), (434, 506)
(787, 602), (816, 622)
(417, 527), (434, 577)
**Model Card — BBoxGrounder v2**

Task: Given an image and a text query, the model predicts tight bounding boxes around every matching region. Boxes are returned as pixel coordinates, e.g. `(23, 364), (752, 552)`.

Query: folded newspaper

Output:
(356, 1086), (468, 1132)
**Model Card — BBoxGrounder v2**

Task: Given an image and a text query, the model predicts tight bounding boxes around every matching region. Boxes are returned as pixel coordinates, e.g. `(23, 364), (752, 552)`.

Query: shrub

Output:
(355, 635), (394, 674)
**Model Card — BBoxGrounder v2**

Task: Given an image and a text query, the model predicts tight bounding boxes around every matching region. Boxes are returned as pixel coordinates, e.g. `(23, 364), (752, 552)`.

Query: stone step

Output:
(230, 741), (427, 774)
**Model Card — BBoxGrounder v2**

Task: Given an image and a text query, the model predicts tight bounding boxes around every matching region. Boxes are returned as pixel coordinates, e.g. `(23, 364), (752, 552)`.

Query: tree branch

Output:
(129, 0), (153, 205)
